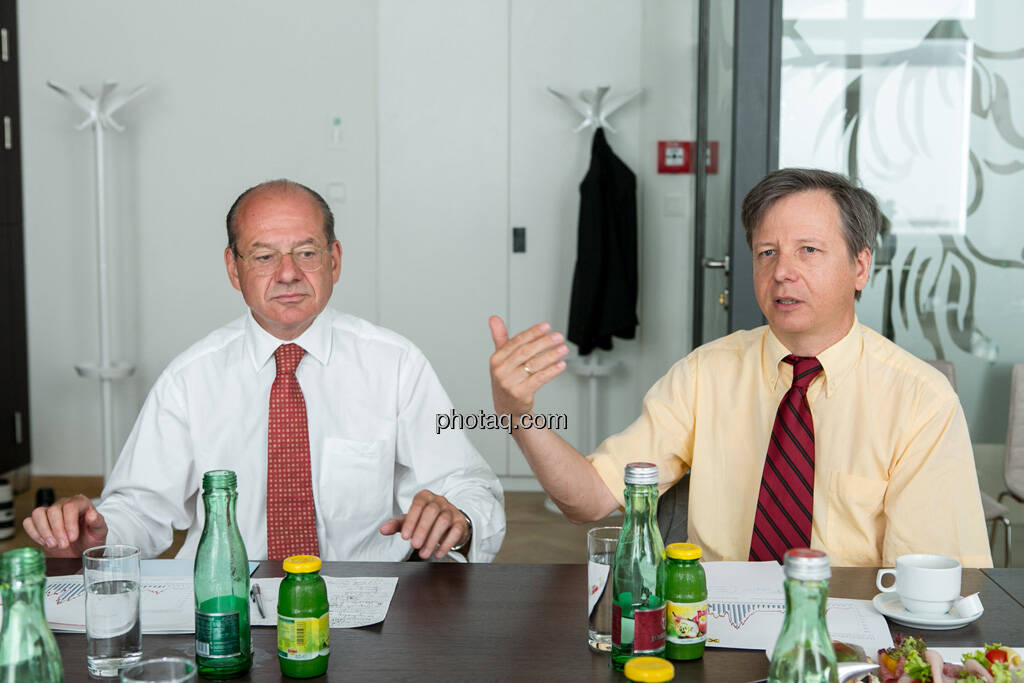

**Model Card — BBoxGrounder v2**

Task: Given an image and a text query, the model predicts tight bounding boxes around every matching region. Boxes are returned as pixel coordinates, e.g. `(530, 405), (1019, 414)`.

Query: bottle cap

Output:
(623, 656), (675, 682)
(624, 462), (659, 486)
(666, 542), (702, 560)
(283, 555), (322, 574)
(0, 547), (45, 580)
(202, 469), (238, 492)
(783, 548), (830, 581)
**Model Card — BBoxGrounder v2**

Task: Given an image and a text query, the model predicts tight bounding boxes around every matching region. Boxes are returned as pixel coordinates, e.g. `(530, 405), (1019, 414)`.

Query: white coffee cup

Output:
(876, 554), (961, 615)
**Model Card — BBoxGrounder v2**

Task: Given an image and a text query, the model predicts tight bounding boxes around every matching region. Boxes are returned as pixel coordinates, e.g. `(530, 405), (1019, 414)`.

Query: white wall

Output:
(377, 0), (510, 476)
(19, 1), (378, 474)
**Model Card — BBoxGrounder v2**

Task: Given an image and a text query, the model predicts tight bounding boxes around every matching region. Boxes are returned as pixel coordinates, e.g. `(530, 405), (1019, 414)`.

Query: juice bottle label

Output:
(666, 600), (708, 645)
(195, 610), (241, 658)
(632, 604), (666, 654)
(278, 613), (330, 661)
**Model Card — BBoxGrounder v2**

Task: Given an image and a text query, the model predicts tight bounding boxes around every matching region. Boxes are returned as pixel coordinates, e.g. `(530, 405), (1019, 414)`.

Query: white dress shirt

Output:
(98, 308), (506, 562)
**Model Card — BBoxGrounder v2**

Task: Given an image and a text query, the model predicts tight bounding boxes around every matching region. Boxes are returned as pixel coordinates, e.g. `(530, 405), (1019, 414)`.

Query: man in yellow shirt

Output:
(488, 167), (991, 568)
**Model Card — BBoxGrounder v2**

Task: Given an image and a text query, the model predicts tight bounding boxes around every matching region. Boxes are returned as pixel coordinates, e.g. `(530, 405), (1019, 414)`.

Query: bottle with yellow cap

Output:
(278, 555), (329, 678)
(659, 542), (708, 661)
(623, 656), (675, 682)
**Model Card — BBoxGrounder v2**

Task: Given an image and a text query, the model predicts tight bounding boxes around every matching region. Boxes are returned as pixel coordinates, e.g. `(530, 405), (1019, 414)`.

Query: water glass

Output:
(120, 657), (196, 683)
(83, 544), (142, 678)
(587, 525), (621, 653)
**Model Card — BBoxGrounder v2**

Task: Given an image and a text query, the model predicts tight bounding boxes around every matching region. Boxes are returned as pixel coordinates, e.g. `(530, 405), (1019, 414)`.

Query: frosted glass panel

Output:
(779, 1), (1024, 442)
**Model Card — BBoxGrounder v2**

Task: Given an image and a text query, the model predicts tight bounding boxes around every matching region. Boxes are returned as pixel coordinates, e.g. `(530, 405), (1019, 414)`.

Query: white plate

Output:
(872, 593), (982, 630)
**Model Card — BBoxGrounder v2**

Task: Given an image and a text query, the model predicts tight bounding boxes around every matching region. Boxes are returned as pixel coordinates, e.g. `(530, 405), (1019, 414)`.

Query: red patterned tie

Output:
(266, 343), (320, 560)
(749, 355), (823, 562)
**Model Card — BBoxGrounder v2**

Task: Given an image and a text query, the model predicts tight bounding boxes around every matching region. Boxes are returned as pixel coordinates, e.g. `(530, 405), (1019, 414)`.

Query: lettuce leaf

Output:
(961, 649), (990, 670)
(886, 634), (928, 660)
(904, 650), (933, 682)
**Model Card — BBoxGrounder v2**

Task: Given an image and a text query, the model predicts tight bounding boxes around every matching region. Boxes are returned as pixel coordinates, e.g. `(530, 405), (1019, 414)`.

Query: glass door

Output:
(693, 0), (736, 346)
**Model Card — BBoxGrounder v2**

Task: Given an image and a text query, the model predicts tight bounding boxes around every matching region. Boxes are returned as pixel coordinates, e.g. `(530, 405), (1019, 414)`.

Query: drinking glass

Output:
(119, 657), (196, 683)
(83, 545), (142, 678)
(587, 525), (621, 653)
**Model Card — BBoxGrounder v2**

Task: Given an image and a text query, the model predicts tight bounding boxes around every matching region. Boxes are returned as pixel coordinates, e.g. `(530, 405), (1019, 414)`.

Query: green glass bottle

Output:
(660, 543), (707, 661)
(194, 470), (252, 679)
(277, 555), (330, 678)
(0, 547), (63, 683)
(766, 548), (837, 683)
(611, 462), (666, 671)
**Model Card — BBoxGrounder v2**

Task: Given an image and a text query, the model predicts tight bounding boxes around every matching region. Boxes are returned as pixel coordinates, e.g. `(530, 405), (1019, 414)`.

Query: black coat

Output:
(567, 127), (638, 356)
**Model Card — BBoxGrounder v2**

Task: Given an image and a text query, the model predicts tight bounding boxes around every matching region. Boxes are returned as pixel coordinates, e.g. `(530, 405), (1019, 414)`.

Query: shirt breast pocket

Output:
(320, 437), (392, 524)
(826, 472), (888, 566)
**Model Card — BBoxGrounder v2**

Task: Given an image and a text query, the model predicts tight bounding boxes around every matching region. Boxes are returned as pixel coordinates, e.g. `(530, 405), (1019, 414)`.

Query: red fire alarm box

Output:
(658, 141), (688, 174)
(657, 140), (719, 174)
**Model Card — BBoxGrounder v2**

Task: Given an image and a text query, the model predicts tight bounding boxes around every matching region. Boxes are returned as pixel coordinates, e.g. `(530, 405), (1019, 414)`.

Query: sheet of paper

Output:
(43, 573), (398, 633)
(44, 575), (195, 634)
(249, 576), (398, 629)
(706, 596), (893, 656)
(704, 561), (785, 601)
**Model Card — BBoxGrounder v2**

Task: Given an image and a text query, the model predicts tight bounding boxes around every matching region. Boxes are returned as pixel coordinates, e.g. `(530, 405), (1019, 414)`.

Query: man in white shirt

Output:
(25, 179), (506, 562)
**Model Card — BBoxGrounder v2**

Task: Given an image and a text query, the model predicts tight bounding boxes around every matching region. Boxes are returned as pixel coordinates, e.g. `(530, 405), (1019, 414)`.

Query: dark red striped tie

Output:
(749, 355), (823, 563)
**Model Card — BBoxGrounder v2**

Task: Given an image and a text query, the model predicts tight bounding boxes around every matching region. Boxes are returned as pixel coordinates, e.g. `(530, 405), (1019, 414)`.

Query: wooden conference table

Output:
(48, 559), (1024, 682)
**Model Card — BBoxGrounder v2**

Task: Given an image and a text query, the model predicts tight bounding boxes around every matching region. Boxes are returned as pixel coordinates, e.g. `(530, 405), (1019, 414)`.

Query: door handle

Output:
(701, 255), (730, 275)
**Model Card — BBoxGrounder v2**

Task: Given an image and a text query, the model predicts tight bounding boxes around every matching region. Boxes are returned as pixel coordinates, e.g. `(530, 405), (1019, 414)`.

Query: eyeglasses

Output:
(235, 245), (330, 275)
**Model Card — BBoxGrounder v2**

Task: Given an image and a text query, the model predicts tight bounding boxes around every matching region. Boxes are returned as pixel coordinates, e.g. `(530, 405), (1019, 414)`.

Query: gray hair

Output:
(226, 179), (335, 254)
(741, 168), (885, 258)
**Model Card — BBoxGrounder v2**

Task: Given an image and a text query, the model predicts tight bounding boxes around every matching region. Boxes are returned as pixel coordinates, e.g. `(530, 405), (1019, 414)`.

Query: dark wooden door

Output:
(0, 0), (30, 483)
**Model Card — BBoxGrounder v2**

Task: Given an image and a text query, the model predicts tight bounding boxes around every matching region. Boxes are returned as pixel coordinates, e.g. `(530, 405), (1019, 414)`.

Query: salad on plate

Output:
(877, 634), (1023, 682)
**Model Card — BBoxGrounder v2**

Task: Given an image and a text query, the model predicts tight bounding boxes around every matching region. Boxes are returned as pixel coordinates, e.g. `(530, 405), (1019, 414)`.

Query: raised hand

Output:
(488, 316), (568, 419)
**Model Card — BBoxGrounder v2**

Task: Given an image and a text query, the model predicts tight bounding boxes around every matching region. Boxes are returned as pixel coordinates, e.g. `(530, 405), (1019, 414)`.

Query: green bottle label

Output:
(666, 600), (708, 645)
(278, 613), (330, 660)
(195, 610), (242, 658)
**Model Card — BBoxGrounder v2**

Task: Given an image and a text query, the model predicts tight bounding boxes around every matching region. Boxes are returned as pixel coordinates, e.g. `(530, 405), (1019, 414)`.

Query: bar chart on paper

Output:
(706, 597), (893, 654)
(43, 576), (195, 633)
(700, 562), (892, 655)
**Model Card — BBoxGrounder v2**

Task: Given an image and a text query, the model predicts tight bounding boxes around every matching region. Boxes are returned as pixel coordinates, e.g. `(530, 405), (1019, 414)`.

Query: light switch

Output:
(327, 181), (347, 203)
(329, 115), (343, 148)
(512, 227), (526, 253)
(663, 194), (685, 217)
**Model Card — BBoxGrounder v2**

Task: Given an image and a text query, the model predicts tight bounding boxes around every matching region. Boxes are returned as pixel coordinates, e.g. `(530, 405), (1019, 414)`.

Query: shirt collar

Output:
(762, 317), (863, 398)
(243, 308), (334, 372)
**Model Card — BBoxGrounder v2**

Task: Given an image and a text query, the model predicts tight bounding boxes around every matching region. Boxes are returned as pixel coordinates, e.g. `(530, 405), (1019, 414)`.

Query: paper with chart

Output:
(44, 575), (194, 633)
(34, 560), (260, 633)
(702, 561), (893, 655)
(40, 574), (398, 633)
(249, 576), (398, 629)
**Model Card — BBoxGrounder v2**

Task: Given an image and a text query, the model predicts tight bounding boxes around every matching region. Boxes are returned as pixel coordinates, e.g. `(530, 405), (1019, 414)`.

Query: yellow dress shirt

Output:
(589, 319), (992, 568)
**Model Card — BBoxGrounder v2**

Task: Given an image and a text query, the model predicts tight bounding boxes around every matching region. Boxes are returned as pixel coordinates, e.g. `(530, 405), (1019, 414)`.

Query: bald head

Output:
(226, 179), (335, 254)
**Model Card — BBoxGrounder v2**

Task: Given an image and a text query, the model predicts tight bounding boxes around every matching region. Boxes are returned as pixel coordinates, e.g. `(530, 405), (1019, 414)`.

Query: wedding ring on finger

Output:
(523, 364), (534, 375)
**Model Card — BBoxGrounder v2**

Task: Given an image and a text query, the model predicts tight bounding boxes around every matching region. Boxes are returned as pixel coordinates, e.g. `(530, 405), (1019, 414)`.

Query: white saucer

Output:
(872, 593), (983, 630)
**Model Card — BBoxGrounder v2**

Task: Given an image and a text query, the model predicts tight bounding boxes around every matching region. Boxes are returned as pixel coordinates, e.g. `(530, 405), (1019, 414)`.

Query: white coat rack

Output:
(547, 84), (637, 453)
(49, 80), (146, 478)
(546, 85), (642, 133)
